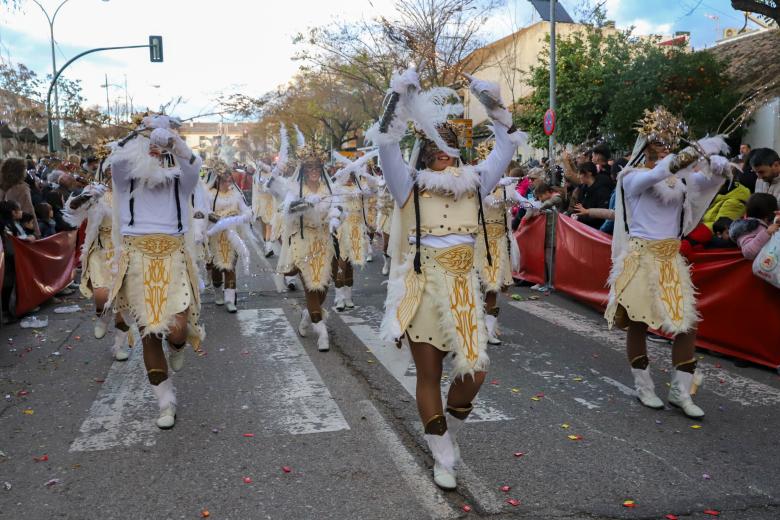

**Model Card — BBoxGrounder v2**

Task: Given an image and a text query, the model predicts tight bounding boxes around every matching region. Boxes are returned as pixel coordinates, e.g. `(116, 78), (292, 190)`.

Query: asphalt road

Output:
(1, 244), (779, 520)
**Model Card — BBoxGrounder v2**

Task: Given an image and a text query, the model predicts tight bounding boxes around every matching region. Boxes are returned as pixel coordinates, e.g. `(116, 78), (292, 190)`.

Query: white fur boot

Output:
(298, 309), (311, 337)
(668, 370), (705, 419)
(366, 252), (373, 263)
(446, 415), (465, 466)
(168, 342), (186, 372)
(264, 241), (274, 258)
(344, 286), (354, 309)
(425, 432), (457, 490)
(485, 314), (501, 345)
(631, 368), (664, 409)
(112, 329), (129, 361)
(381, 254), (390, 276)
(312, 320), (329, 352)
(334, 287), (346, 312)
(272, 273), (286, 293)
(151, 378), (176, 430)
(94, 313), (110, 339)
(225, 288), (237, 313)
(214, 286), (225, 305)
(285, 275), (298, 291)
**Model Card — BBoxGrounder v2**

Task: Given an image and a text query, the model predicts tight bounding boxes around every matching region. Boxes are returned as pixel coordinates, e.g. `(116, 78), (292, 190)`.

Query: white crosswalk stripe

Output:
(509, 299), (780, 407)
(71, 308), (348, 451)
(334, 305), (513, 422)
(70, 334), (157, 452)
(236, 308), (350, 435)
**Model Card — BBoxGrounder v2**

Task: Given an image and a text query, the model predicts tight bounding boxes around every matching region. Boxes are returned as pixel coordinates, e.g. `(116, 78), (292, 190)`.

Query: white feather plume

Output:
(400, 87), (463, 157)
(272, 123), (290, 177)
(206, 214), (251, 237)
(225, 229), (251, 275)
(333, 150), (379, 184)
(294, 124), (306, 150)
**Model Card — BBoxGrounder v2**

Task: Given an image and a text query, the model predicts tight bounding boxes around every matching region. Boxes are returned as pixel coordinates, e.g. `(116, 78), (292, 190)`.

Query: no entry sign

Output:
(543, 108), (556, 136)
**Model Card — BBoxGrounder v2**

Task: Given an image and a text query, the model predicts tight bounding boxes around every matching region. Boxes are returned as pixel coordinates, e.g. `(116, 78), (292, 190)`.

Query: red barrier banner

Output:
(688, 249), (780, 369)
(12, 231), (77, 317)
(514, 213), (547, 285)
(553, 214), (611, 309)
(551, 214), (780, 369)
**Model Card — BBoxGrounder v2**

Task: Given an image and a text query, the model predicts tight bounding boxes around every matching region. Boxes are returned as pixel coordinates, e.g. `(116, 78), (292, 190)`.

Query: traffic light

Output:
(149, 36), (163, 63)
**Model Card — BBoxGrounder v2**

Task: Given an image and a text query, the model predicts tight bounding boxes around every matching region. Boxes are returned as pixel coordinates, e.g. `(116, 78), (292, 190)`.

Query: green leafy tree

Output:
(518, 27), (741, 151)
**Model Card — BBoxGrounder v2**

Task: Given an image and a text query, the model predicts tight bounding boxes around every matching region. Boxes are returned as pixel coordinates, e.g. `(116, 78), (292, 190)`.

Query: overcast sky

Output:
(0, 0), (761, 120)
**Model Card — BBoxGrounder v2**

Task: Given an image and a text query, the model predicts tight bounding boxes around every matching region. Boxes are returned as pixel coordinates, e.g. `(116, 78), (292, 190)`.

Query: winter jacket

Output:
(702, 182), (750, 230)
(576, 174), (613, 229)
(729, 218), (772, 260)
(38, 218), (57, 237)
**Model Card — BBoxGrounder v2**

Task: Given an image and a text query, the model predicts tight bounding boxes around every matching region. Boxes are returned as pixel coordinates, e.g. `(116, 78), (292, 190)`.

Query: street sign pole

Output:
(549, 0), (557, 170)
(45, 37), (164, 153)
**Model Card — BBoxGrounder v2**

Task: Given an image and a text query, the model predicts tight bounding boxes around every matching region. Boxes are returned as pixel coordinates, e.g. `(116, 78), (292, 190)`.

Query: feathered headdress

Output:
(298, 141), (329, 167)
(635, 106), (688, 150)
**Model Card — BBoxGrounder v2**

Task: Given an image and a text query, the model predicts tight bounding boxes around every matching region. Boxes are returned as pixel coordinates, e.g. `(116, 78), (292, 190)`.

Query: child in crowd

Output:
(729, 193), (780, 260)
(0, 200), (34, 321)
(35, 202), (56, 237)
(20, 213), (37, 237)
(0, 200), (34, 240)
(706, 217), (736, 249)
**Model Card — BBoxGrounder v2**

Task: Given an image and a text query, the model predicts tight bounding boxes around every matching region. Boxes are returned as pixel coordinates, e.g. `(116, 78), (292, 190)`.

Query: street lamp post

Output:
(32, 0), (110, 152)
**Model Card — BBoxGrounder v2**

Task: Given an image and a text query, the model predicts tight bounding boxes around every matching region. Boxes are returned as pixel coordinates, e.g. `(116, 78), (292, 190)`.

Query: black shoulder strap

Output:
(174, 177), (183, 232)
(413, 183), (422, 274)
(679, 178), (687, 239)
(477, 186), (492, 267)
(128, 179), (135, 226)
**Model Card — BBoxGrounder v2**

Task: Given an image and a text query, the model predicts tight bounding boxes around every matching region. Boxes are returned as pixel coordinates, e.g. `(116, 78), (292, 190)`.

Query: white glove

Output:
(377, 178), (386, 187)
(142, 115), (172, 130)
(150, 127), (176, 149)
(327, 207), (342, 220)
(305, 194), (321, 205)
(498, 177), (518, 187)
(466, 75), (513, 129)
(707, 155), (731, 177)
(361, 187), (375, 196)
(329, 218), (341, 234)
(390, 67), (420, 95)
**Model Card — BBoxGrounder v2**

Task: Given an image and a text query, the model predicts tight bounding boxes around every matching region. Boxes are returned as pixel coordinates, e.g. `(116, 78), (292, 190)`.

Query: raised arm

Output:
(622, 155), (675, 197)
(478, 125), (518, 195)
(378, 143), (414, 205)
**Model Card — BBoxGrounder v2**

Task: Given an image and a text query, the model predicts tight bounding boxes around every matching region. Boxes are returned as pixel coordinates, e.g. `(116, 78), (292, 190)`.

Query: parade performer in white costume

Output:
(253, 156), (278, 258)
(606, 107), (731, 419)
(64, 153), (131, 361)
(205, 162), (255, 313)
(473, 140), (522, 345)
(375, 171), (395, 276)
(266, 140), (342, 352)
(331, 150), (379, 311)
(107, 114), (205, 430)
(368, 68), (523, 489)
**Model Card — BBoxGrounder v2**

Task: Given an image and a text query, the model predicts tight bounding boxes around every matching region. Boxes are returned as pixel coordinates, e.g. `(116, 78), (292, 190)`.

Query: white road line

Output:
(509, 300), (780, 407)
(70, 334), (157, 452)
(237, 308), (350, 435)
(357, 400), (458, 520)
(335, 305), (512, 422)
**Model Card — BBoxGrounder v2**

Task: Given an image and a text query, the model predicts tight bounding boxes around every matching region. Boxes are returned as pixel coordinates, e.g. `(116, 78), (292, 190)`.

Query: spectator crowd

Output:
(0, 153), (94, 321)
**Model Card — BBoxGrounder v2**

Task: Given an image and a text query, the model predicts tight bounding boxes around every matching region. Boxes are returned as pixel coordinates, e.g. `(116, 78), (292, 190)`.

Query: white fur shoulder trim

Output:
(415, 166), (480, 198)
